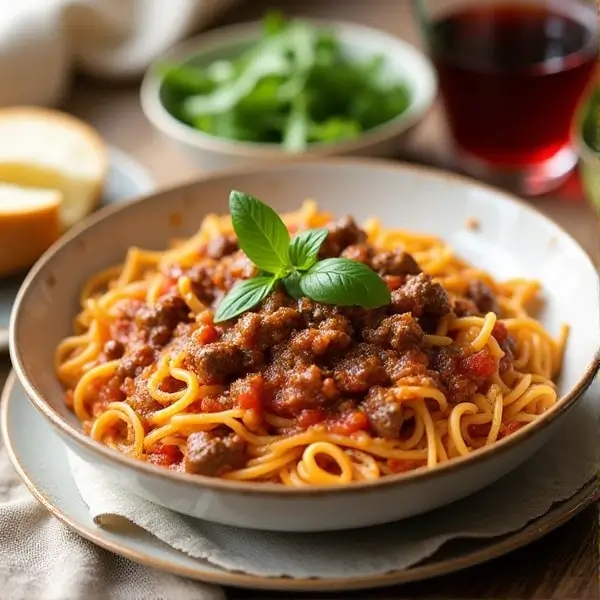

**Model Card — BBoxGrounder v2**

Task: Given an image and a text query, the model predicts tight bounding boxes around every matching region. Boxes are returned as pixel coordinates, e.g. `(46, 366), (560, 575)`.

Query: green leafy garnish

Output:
(213, 191), (391, 323)
(158, 12), (412, 150)
(288, 228), (329, 271)
(299, 258), (391, 308)
(214, 276), (277, 323)
(229, 190), (291, 273)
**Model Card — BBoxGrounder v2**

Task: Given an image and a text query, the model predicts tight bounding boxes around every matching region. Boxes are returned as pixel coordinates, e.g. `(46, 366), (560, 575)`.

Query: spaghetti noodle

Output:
(55, 200), (566, 486)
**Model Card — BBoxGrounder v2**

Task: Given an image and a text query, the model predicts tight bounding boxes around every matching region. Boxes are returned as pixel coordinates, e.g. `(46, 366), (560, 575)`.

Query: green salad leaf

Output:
(159, 13), (412, 148)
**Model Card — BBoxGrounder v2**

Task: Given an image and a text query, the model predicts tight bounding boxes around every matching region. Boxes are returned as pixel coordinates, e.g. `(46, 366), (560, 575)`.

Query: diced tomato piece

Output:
(468, 423), (492, 438)
(498, 421), (523, 439)
(298, 409), (326, 429)
(149, 443), (182, 467)
(384, 275), (403, 291)
(196, 323), (219, 345)
(234, 374), (264, 412)
(328, 411), (369, 435)
(196, 310), (214, 326)
(237, 390), (261, 411)
(387, 459), (425, 473)
(459, 349), (496, 379)
(492, 322), (508, 343)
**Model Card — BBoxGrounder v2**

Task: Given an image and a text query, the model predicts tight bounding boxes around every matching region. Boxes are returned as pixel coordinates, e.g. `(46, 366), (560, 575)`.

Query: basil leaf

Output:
(288, 228), (328, 271)
(283, 271), (303, 300)
(299, 258), (390, 308)
(214, 276), (275, 323)
(229, 190), (291, 273)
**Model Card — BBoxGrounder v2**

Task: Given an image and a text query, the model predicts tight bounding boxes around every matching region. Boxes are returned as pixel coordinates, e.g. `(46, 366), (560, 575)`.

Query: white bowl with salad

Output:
(140, 14), (437, 171)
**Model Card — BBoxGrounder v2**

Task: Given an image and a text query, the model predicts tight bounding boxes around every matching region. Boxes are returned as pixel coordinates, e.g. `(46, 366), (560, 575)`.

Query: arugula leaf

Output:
(283, 94), (309, 152)
(184, 50), (291, 116)
(229, 190), (291, 273)
(299, 257), (390, 308)
(214, 276), (276, 323)
(157, 62), (215, 96)
(308, 118), (361, 143)
(288, 228), (328, 270)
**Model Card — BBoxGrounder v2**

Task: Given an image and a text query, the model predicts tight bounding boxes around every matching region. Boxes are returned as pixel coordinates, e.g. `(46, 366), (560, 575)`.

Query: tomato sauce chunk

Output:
(459, 349), (496, 379)
(328, 410), (369, 435)
(492, 322), (508, 343)
(298, 409), (326, 429)
(149, 442), (182, 467)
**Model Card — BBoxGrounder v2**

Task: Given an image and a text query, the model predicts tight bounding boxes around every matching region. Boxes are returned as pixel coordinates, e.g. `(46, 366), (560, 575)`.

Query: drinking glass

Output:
(414, 0), (598, 195)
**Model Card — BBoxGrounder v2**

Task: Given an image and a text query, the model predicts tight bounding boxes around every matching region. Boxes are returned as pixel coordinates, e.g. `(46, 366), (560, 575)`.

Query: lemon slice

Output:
(0, 107), (108, 231)
(0, 184), (61, 276)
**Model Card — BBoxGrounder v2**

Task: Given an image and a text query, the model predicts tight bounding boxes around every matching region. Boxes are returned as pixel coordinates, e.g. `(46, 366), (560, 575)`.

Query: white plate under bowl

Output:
(2, 372), (596, 593)
(9, 159), (600, 532)
(0, 147), (154, 350)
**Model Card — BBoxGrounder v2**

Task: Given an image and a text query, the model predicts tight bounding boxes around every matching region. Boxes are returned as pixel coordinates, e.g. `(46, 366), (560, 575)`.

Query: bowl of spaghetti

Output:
(10, 159), (599, 532)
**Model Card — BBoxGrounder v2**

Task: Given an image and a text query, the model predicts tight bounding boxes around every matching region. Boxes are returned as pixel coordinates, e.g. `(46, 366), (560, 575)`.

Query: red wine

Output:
(431, 3), (597, 166)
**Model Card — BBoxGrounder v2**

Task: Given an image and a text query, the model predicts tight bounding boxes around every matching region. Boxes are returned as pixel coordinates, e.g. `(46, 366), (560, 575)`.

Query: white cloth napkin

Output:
(0, 0), (236, 107)
(68, 379), (599, 580)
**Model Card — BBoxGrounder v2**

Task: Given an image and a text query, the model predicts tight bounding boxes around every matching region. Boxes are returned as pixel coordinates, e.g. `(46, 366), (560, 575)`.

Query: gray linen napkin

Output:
(0, 435), (225, 600)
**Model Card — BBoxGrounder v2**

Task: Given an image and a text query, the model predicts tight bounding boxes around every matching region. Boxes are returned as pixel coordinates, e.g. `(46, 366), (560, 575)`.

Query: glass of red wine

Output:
(414, 0), (598, 195)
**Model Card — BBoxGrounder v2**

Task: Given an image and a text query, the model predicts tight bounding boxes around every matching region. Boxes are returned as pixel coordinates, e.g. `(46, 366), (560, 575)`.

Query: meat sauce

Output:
(88, 216), (515, 475)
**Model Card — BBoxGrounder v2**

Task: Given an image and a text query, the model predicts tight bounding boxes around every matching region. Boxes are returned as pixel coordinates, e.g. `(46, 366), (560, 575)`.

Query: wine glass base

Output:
(455, 145), (578, 197)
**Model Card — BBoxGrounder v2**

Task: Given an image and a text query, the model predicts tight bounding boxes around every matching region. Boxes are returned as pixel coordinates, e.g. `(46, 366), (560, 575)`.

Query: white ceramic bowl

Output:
(10, 159), (599, 532)
(140, 20), (437, 171)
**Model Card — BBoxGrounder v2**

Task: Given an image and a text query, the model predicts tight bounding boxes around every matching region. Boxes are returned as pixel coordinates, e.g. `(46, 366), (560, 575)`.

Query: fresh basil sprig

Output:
(213, 191), (390, 323)
(229, 190), (291, 273)
(299, 257), (390, 308)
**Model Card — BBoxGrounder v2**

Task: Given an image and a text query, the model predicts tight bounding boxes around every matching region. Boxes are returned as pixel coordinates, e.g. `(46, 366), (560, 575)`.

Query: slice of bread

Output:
(0, 107), (108, 231)
(0, 183), (61, 276)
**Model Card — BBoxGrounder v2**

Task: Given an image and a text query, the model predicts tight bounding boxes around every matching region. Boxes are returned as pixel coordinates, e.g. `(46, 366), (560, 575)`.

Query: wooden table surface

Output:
(1, 0), (598, 598)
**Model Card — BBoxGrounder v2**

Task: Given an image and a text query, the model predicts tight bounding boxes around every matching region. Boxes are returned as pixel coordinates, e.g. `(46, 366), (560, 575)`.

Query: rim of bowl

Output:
(10, 157), (600, 497)
(140, 19), (438, 157)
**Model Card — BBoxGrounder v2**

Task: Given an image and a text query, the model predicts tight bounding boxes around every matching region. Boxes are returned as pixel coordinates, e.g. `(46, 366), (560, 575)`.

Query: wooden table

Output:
(1, 0), (598, 597)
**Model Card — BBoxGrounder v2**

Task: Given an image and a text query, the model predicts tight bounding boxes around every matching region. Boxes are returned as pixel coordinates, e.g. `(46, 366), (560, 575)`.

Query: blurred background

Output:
(0, 0), (597, 221)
